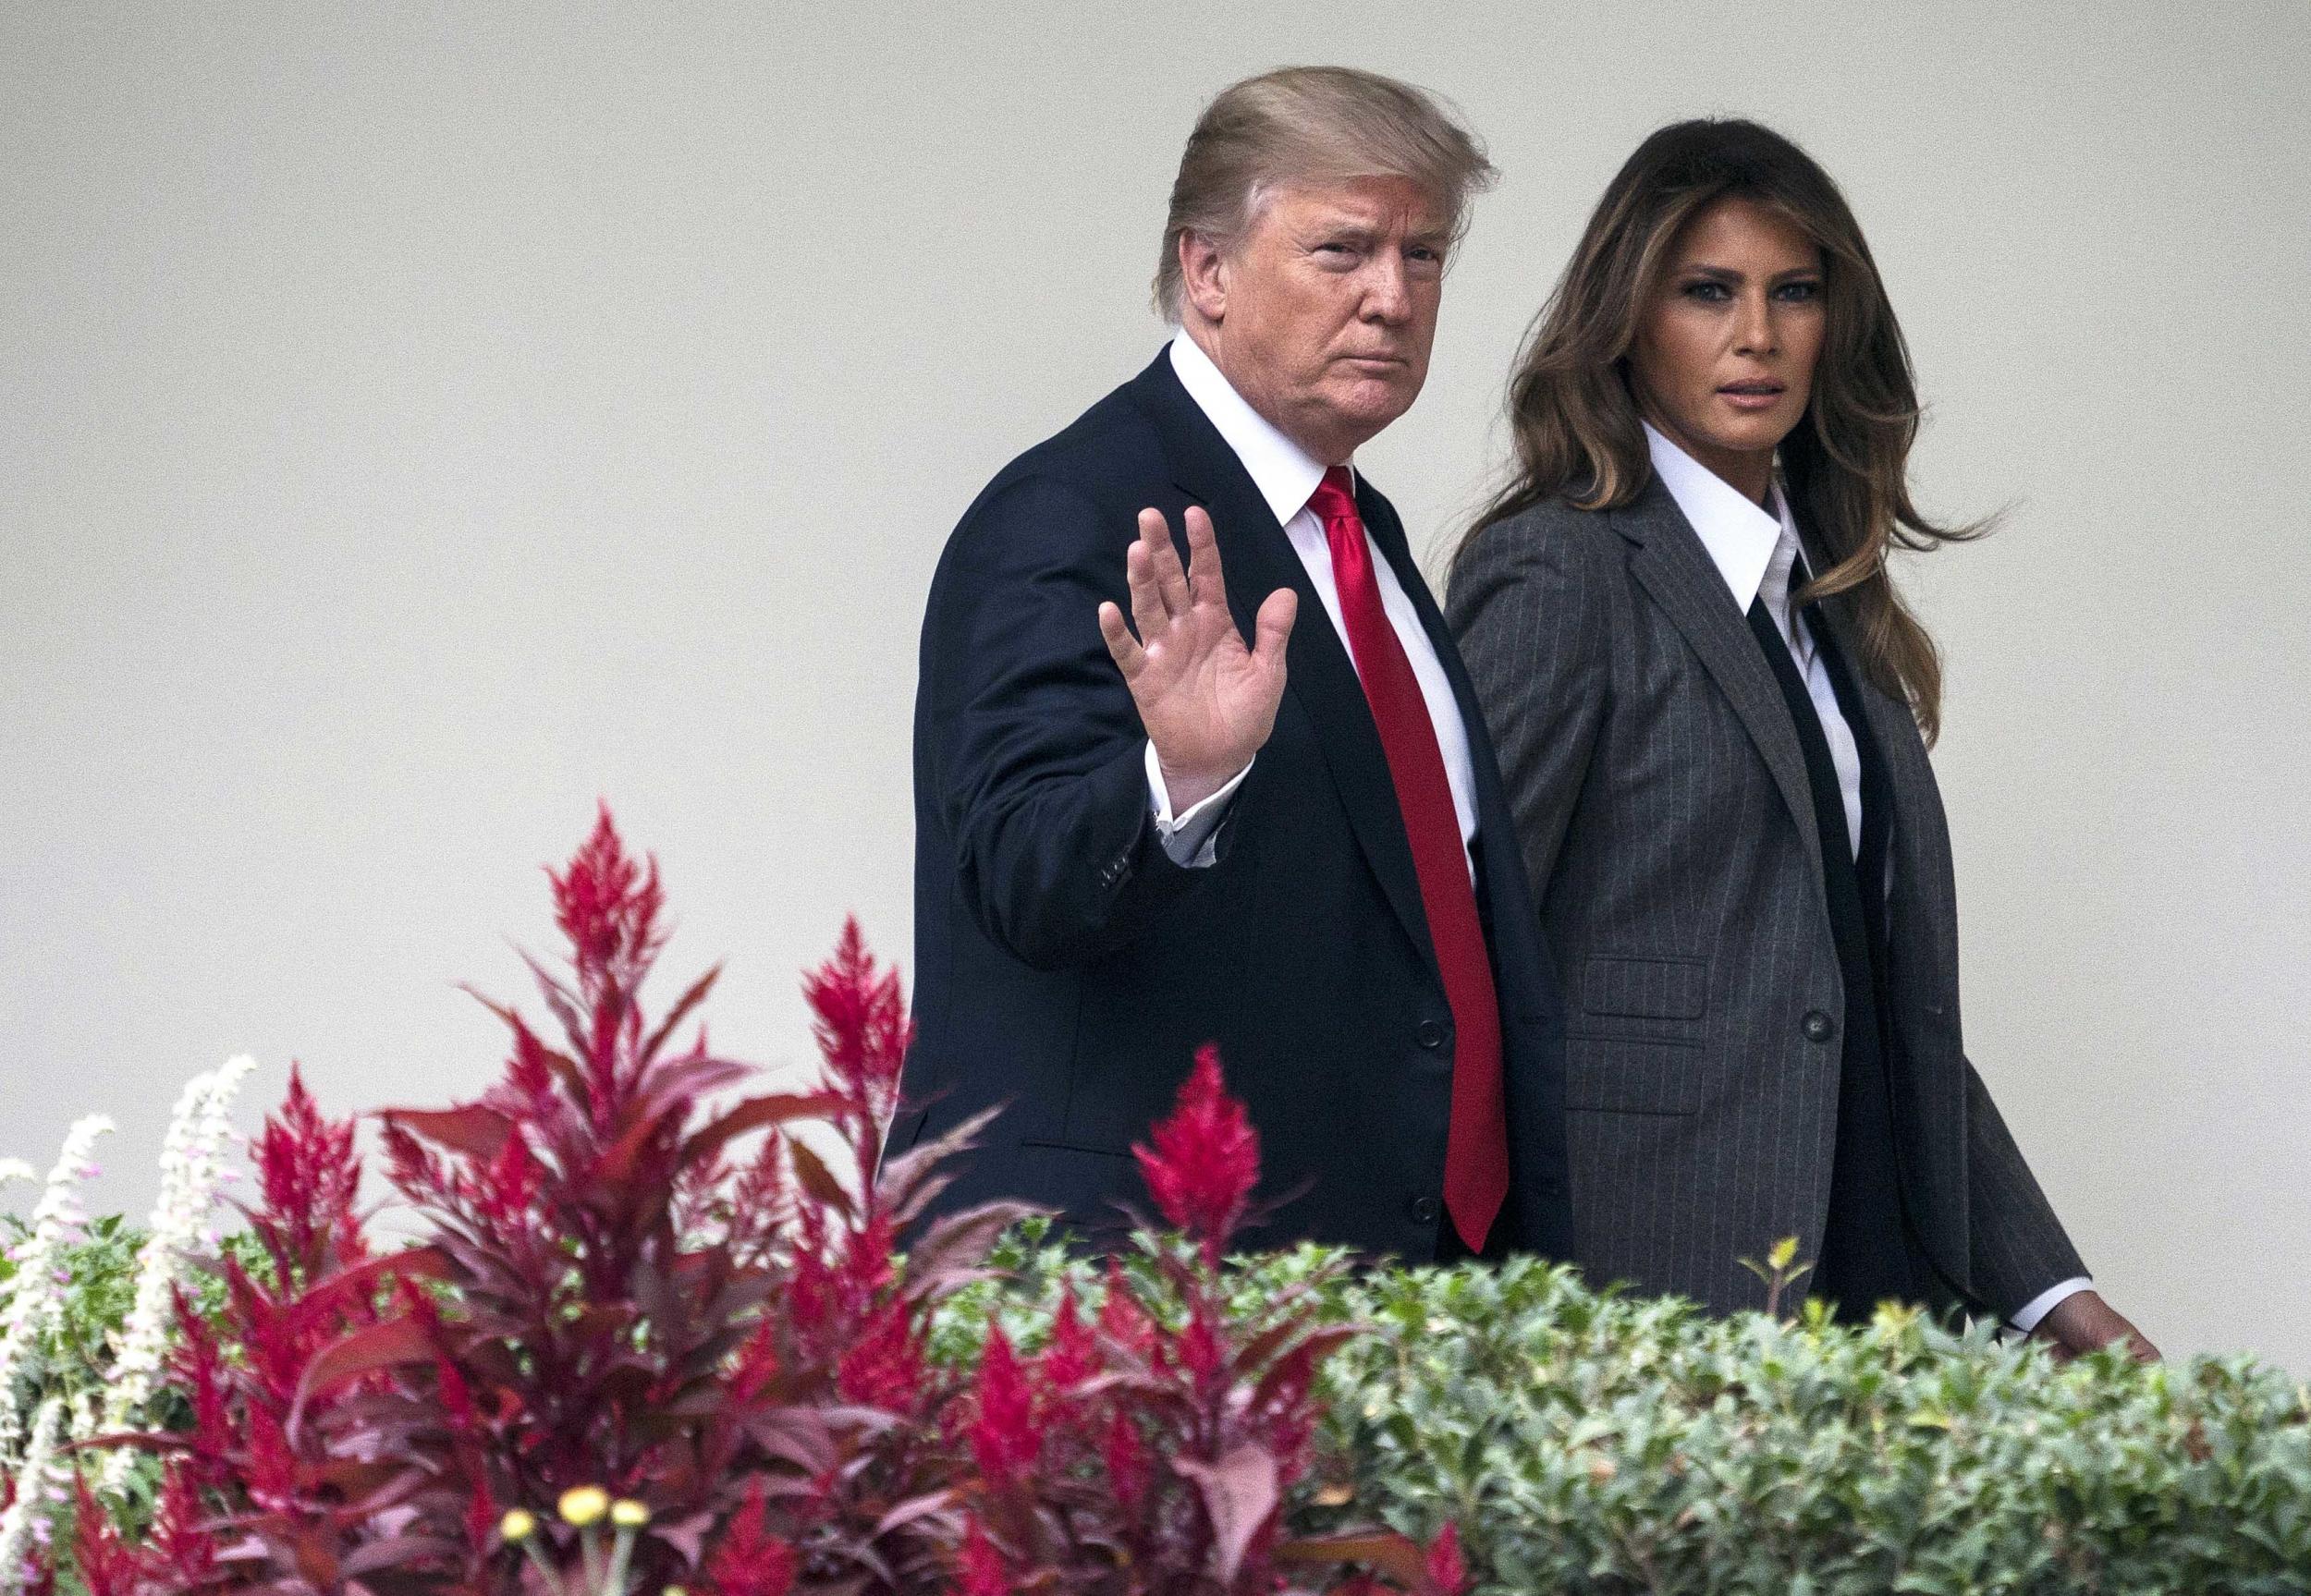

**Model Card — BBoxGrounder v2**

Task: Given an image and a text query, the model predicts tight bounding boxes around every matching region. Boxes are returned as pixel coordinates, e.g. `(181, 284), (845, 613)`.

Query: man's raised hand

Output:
(1096, 506), (1297, 812)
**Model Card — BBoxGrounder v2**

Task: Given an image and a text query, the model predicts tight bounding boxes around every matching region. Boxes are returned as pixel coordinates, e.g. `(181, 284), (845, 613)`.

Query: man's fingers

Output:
(1251, 586), (1298, 671)
(1124, 539), (1168, 645)
(1141, 506), (1192, 618)
(1183, 505), (1227, 608)
(1097, 601), (1145, 679)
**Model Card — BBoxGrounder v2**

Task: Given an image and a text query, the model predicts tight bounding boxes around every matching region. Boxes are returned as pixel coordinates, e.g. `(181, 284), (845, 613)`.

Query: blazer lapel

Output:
(1804, 579), (1939, 917)
(1126, 358), (1438, 971)
(1615, 474), (1825, 889)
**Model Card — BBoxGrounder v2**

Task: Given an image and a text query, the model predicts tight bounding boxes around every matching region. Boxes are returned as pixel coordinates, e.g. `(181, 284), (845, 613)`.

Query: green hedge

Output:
(949, 1237), (2311, 1595)
(17, 1221), (2311, 1592)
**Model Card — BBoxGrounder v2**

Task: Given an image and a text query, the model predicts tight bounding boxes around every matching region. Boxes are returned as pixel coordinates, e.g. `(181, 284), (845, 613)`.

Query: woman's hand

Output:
(2033, 1289), (2161, 1361)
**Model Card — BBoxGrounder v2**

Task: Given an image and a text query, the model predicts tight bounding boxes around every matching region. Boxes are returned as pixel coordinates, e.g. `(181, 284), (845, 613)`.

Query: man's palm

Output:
(1097, 506), (1297, 811)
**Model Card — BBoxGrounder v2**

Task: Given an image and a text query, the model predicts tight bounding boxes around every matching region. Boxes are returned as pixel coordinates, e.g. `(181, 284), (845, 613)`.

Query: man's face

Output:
(1184, 176), (1449, 465)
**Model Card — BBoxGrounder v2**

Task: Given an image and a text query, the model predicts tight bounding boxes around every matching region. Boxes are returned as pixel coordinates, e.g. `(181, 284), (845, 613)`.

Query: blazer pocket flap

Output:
(1562, 1035), (1706, 1115)
(1580, 955), (1707, 1021)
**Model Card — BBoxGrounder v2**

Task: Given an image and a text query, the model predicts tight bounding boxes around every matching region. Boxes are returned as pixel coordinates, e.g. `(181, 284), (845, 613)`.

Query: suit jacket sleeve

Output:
(1445, 512), (1609, 899)
(922, 471), (1221, 971)
(1961, 1054), (2089, 1315)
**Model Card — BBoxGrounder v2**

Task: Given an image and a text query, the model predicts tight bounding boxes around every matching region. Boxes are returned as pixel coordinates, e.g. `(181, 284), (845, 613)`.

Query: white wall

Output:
(5, 1), (2305, 1368)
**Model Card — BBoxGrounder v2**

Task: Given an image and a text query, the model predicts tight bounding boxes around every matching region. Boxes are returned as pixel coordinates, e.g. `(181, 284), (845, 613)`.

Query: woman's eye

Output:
(1682, 281), (1731, 302)
(1776, 280), (1823, 302)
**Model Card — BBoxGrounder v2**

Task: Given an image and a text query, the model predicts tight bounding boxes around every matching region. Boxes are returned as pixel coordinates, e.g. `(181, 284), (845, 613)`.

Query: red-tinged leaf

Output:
(787, 1137), (856, 1221)
(592, 1093), (692, 1189)
(1424, 1521), (1469, 1595)
(299, 1245), (455, 1320)
(338, 1533), (469, 1577)
(1272, 1531), (1431, 1584)
(1249, 1326), (1361, 1407)
(681, 1091), (848, 1169)
(517, 948), (591, 1053)
(872, 1489), (960, 1540)
(1173, 1443), (1280, 1585)
(289, 1316), (437, 1424)
(374, 1104), (512, 1162)
(872, 1105), (1003, 1202)
(887, 1202), (1042, 1288)
(640, 959), (723, 1064)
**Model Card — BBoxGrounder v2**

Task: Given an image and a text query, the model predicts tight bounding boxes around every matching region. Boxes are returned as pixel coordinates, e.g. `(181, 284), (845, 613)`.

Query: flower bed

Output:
(4, 811), (2306, 1594)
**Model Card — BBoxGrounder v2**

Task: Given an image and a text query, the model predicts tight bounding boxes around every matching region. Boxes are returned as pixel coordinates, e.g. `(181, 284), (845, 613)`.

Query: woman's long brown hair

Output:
(1455, 117), (1987, 742)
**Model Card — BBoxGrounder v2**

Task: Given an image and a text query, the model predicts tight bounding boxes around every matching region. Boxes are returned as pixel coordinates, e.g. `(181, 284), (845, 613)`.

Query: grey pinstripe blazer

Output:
(1446, 475), (2085, 1318)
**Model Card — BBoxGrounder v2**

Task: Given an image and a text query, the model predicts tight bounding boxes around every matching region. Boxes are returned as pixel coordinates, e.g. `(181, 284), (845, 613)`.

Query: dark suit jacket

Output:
(895, 350), (1572, 1261)
(1448, 476), (2085, 1317)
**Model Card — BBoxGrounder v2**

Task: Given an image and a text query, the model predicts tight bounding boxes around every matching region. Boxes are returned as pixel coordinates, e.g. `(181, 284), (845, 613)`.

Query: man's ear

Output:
(1180, 231), (1229, 323)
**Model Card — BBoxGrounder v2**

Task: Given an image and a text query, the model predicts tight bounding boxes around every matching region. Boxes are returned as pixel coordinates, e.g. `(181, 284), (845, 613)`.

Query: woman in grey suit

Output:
(1447, 118), (2153, 1354)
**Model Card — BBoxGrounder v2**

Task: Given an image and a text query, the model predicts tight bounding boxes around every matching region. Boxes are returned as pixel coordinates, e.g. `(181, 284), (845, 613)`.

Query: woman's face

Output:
(1628, 197), (1826, 493)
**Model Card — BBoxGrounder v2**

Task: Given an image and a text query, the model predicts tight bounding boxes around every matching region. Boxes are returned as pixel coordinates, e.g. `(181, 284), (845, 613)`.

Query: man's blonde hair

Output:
(1154, 66), (1498, 320)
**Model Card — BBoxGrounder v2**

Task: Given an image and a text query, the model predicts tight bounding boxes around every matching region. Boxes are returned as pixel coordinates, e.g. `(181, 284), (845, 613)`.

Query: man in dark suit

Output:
(892, 67), (1571, 1263)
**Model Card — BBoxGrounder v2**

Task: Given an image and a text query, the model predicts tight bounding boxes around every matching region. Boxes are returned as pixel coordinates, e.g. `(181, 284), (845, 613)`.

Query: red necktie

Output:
(1309, 466), (1508, 1252)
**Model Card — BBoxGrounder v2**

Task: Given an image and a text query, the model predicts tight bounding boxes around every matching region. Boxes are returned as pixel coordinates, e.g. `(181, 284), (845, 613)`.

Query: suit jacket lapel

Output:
(1127, 357), (1438, 971)
(1803, 578), (1938, 913)
(1616, 474), (1825, 890)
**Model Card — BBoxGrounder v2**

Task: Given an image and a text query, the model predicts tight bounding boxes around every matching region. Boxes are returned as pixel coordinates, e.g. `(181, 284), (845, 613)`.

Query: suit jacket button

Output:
(1415, 1020), (1446, 1050)
(1803, 1010), (1835, 1044)
(1410, 1196), (1440, 1224)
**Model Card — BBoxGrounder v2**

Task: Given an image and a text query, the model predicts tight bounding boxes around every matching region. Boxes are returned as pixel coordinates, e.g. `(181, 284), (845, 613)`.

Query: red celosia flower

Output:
(803, 916), (912, 1131)
(1176, 1298), (1225, 1393)
(970, 1324), (1040, 1480)
(1102, 1408), (1151, 1515)
(729, 1317), (782, 1406)
(548, 802), (666, 996)
(955, 1516), (1012, 1596)
(253, 1064), (367, 1277)
(68, 1475), (141, 1596)
(1131, 1045), (1259, 1264)
(1036, 1284), (1098, 1393)
(703, 1486), (798, 1596)
(169, 1290), (230, 1480)
(841, 1208), (897, 1305)
(480, 1126), (539, 1224)
(143, 1468), (222, 1589)
(1097, 1259), (1158, 1361)
(1425, 1521), (1468, 1596)
(835, 1297), (924, 1410)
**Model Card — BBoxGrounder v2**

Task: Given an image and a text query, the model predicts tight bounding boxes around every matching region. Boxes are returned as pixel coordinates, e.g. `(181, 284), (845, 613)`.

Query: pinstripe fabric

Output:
(1446, 477), (2085, 1317)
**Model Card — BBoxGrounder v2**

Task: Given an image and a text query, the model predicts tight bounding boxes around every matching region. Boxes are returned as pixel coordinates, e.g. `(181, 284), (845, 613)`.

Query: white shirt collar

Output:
(1643, 420), (1801, 611)
(1168, 331), (1339, 528)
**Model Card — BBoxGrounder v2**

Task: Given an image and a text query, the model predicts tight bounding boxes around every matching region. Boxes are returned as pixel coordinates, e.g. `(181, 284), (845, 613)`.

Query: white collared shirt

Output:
(1645, 421), (1865, 859)
(1146, 331), (1478, 879)
(1644, 420), (2089, 1334)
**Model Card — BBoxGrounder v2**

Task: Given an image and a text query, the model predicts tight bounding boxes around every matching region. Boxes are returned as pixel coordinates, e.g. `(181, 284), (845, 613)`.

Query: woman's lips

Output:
(1718, 382), (1785, 411)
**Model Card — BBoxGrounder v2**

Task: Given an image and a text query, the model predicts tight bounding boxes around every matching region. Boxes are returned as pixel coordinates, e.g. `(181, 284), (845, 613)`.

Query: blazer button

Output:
(1415, 1020), (1446, 1050)
(1410, 1196), (1440, 1224)
(1803, 1010), (1835, 1044)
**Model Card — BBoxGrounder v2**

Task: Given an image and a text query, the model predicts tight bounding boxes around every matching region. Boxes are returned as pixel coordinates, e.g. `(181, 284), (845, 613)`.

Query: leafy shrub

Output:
(49, 810), (1445, 1596)
(956, 1252), (2311, 1595)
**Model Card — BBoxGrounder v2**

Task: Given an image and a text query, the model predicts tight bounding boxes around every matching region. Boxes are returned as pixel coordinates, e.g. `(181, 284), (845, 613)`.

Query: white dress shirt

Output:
(1144, 332), (1478, 879)
(1645, 421), (2090, 1334)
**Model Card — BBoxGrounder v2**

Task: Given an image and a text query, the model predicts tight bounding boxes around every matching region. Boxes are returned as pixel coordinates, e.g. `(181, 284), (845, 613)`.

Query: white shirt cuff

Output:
(2009, 1275), (2094, 1334)
(1145, 741), (1252, 868)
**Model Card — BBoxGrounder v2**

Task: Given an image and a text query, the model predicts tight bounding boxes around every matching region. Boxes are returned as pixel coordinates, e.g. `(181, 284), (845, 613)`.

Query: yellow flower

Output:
(557, 1485), (611, 1528)
(499, 1508), (537, 1543)
(611, 1499), (649, 1529)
